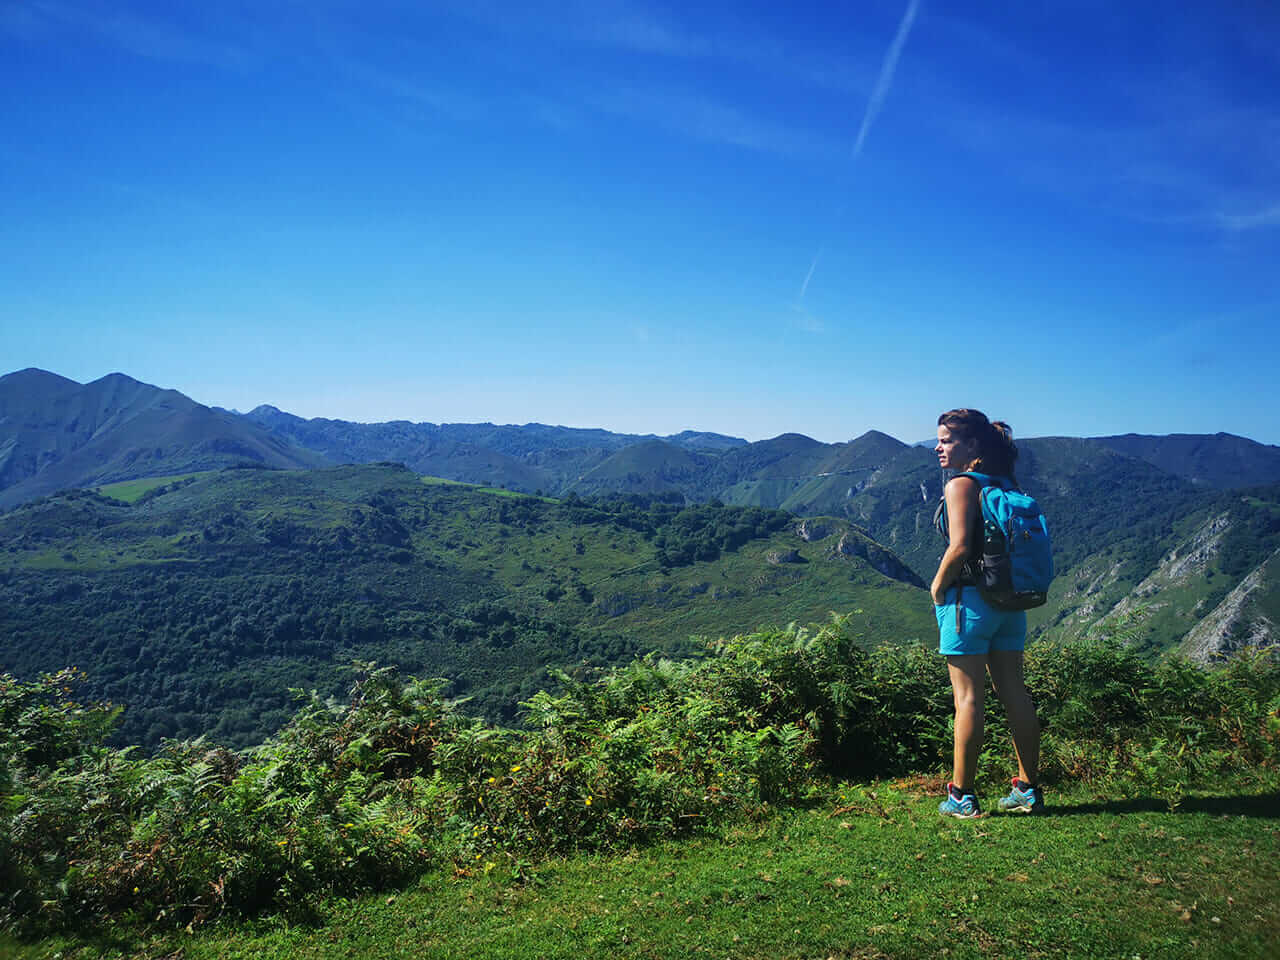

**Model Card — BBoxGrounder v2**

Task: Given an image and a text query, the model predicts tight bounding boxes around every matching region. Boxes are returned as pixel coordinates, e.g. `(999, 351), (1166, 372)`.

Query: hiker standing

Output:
(931, 409), (1046, 817)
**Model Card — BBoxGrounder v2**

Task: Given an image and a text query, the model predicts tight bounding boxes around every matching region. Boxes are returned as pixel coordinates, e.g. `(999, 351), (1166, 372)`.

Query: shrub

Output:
(1, 619), (1276, 933)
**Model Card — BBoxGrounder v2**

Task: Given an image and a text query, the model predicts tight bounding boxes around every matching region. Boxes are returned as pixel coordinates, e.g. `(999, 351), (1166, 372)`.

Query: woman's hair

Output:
(937, 408), (1018, 480)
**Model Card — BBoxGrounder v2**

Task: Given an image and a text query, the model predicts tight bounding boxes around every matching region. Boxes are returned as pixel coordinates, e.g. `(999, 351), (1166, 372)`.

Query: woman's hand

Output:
(931, 582), (948, 605)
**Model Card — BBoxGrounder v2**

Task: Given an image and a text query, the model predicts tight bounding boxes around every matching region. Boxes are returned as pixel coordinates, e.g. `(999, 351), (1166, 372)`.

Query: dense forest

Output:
(0, 468), (829, 747)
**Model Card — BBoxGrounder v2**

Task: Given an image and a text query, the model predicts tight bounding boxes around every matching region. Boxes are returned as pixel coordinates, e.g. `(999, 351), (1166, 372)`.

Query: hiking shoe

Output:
(996, 778), (1045, 814)
(938, 782), (982, 819)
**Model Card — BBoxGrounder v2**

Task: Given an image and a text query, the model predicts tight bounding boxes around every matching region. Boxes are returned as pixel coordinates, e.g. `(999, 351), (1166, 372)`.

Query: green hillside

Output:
(1033, 483), (1280, 654)
(0, 466), (932, 748)
(0, 370), (327, 508)
(566, 440), (715, 497)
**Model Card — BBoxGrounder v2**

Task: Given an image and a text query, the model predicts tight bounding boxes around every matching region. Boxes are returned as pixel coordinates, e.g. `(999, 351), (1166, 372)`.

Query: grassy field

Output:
(420, 475), (551, 500)
(7, 777), (1276, 960)
(95, 472), (213, 503)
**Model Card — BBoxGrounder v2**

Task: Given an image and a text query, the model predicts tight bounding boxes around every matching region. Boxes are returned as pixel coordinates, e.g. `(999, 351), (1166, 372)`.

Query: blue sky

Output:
(2, 0), (1277, 445)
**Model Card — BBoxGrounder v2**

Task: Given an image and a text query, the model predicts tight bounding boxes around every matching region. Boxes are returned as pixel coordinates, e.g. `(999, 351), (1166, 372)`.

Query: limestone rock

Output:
(766, 549), (805, 565)
(795, 519), (832, 542)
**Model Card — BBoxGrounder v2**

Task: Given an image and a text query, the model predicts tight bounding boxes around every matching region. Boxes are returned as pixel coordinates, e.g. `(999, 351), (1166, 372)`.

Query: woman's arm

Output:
(930, 476), (979, 604)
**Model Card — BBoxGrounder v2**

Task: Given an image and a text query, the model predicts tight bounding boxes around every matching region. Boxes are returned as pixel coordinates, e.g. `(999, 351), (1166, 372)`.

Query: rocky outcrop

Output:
(766, 549), (805, 565)
(1164, 513), (1231, 580)
(832, 532), (927, 588)
(1105, 512), (1232, 622)
(1181, 548), (1280, 663)
(795, 519), (832, 542)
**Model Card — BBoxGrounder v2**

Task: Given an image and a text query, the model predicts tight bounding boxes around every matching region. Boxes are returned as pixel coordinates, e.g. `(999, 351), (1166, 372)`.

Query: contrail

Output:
(852, 0), (920, 160)
(797, 0), (920, 302)
(798, 253), (820, 299)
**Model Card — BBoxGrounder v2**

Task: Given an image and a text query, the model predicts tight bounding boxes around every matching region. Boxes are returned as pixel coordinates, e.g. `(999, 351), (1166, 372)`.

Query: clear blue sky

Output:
(2, 1), (1277, 444)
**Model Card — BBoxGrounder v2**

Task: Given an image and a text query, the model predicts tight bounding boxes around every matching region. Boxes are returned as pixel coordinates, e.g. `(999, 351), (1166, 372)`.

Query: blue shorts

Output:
(935, 585), (1026, 656)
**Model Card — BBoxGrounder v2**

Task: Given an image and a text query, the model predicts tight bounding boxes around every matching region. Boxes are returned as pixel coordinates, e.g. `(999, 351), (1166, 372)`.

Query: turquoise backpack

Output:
(935, 471), (1054, 610)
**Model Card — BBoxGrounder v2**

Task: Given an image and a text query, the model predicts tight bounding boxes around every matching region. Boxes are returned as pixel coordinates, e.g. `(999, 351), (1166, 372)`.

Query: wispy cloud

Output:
(323, 50), (489, 123)
(584, 0), (707, 57)
(915, 13), (1280, 237)
(1216, 204), (1280, 232)
(21, 0), (260, 71)
(588, 87), (833, 155)
(432, 0), (882, 98)
(435, 0), (706, 59)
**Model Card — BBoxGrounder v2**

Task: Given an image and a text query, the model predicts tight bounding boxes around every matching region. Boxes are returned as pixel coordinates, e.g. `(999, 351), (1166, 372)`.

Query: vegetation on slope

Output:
(1041, 483), (1280, 655)
(1, 616), (1276, 940)
(0, 467), (931, 747)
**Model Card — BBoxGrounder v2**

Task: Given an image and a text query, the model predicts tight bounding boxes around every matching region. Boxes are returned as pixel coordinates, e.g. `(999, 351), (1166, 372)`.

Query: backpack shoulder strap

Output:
(936, 473), (986, 543)
(959, 471), (1011, 489)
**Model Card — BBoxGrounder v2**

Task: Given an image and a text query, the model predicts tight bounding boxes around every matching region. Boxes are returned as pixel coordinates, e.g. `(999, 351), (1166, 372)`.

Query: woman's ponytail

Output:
(987, 420), (1019, 483)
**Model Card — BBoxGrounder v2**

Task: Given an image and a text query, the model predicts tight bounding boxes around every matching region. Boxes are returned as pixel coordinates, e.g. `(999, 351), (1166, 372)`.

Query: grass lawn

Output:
(9, 778), (1277, 960)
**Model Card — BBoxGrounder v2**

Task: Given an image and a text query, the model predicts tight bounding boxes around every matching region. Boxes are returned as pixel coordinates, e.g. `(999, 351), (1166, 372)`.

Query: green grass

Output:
(95, 472), (211, 503)
(9, 778), (1277, 960)
(420, 475), (552, 500)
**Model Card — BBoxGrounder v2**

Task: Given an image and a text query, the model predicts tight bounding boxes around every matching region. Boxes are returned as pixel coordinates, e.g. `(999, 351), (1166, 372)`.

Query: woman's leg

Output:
(988, 650), (1040, 784)
(946, 654), (987, 791)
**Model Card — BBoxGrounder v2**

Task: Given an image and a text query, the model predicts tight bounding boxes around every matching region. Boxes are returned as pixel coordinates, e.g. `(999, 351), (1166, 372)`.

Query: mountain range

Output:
(8, 369), (1279, 510)
(3, 367), (1279, 673)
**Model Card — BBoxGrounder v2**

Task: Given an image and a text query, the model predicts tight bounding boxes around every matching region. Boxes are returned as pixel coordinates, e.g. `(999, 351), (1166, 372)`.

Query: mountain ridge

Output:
(0, 370), (328, 508)
(8, 369), (1278, 513)
(1090, 432), (1280, 489)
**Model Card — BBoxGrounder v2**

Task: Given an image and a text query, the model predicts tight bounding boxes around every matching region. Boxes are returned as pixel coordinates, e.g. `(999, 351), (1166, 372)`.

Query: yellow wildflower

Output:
(585, 796), (593, 806)
(510, 765), (522, 773)
(488, 777), (496, 784)
(277, 840), (288, 846)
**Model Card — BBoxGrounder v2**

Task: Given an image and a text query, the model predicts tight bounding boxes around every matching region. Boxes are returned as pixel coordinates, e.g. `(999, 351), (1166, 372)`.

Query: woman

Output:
(932, 409), (1044, 817)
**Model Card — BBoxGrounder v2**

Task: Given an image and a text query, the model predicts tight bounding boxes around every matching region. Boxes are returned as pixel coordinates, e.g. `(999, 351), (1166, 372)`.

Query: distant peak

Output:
(1, 367), (81, 387)
(635, 437), (680, 448)
(850, 429), (906, 447)
(665, 429), (748, 447)
(92, 371), (144, 386)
